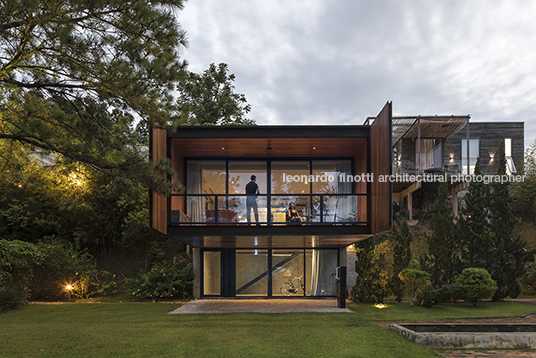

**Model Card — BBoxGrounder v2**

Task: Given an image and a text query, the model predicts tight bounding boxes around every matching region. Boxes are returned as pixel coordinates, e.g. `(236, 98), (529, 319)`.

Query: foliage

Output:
(351, 239), (391, 304)
(488, 142), (534, 300)
(415, 283), (436, 307)
(31, 241), (96, 300)
(0, 0), (187, 187)
(421, 180), (461, 287)
(69, 270), (119, 300)
(455, 268), (497, 306)
(513, 139), (536, 220)
(458, 158), (493, 269)
(176, 63), (254, 126)
(433, 282), (466, 304)
(0, 141), (165, 254)
(0, 287), (25, 311)
(0, 239), (41, 299)
(398, 269), (429, 307)
(126, 257), (193, 300)
(520, 261), (536, 295)
(390, 220), (413, 302)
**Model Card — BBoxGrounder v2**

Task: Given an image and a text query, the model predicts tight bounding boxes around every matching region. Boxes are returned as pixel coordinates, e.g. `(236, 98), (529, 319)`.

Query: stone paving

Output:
(168, 298), (353, 314)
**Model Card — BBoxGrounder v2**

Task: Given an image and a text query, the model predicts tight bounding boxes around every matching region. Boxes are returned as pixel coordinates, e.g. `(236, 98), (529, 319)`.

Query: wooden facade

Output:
(150, 127), (168, 234)
(150, 109), (393, 249)
(370, 102), (393, 233)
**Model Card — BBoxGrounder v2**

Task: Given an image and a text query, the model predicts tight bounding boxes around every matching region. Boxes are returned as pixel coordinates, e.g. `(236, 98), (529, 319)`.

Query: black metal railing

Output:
(169, 193), (368, 226)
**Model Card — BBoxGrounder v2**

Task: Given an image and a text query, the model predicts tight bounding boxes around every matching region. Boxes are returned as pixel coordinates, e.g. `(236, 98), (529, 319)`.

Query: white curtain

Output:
(187, 162), (204, 223)
(310, 250), (338, 296)
(336, 161), (352, 222)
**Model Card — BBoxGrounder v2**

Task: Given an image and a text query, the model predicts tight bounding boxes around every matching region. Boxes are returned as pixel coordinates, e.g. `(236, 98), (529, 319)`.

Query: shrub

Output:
(31, 241), (97, 300)
(0, 240), (41, 300)
(521, 261), (536, 295)
(415, 283), (435, 307)
(435, 282), (466, 303)
(456, 268), (497, 305)
(0, 287), (25, 311)
(126, 257), (193, 300)
(398, 269), (430, 307)
(70, 270), (119, 300)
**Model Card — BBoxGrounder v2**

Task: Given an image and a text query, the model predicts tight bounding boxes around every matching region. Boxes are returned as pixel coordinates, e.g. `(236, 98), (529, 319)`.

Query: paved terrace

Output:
(168, 299), (353, 314)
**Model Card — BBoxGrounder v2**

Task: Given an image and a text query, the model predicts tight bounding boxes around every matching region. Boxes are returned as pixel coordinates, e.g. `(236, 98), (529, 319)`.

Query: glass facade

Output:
(236, 249), (268, 296)
(202, 248), (339, 297)
(203, 251), (221, 296)
(176, 159), (364, 226)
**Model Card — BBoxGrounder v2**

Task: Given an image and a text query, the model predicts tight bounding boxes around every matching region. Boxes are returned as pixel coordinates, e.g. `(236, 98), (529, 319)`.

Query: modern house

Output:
(150, 102), (393, 299)
(390, 116), (524, 219)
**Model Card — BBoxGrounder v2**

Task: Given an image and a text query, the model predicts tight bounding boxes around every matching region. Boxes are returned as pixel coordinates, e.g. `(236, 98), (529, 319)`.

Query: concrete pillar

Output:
(407, 191), (413, 221)
(193, 247), (201, 298)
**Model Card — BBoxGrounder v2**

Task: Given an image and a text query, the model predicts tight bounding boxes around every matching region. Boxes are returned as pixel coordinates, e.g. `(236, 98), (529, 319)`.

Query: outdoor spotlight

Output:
(66, 284), (72, 302)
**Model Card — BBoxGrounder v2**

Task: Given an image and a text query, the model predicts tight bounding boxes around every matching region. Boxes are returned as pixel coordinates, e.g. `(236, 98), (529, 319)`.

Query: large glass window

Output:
(415, 139), (442, 172)
(461, 139), (479, 174)
(203, 251), (221, 295)
(229, 161), (267, 223)
(187, 161), (226, 222)
(185, 159), (361, 224)
(306, 249), (338, 296)
(236, 249), (268, 296)
(505, 138), (517, 174)
(202, 248), (338, 297)
(272, 249), (305, 297)
(311, 160), (352, 194)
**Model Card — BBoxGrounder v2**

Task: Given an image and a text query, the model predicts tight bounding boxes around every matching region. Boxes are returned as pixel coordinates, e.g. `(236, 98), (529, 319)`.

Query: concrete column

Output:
(193, 247), (201, 298)
(407, 191), (413, 221)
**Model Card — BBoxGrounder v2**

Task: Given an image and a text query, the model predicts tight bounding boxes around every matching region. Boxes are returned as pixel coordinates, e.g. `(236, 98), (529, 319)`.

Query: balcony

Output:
(170, 193), (368, 226)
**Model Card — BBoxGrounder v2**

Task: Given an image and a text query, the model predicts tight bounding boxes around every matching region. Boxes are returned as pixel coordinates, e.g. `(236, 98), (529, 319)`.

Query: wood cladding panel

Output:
(151, 128), (168, 234)
(370, 102), (392, 234)
(171, 137), (367, 159)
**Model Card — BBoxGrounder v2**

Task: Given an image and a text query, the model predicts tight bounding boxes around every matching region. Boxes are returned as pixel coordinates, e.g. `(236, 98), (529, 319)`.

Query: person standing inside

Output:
(245, 175), (260, 224)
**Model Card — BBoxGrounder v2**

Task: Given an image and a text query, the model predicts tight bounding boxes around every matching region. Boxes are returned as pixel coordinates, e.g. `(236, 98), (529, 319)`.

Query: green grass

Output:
(0, 301), (535, 358)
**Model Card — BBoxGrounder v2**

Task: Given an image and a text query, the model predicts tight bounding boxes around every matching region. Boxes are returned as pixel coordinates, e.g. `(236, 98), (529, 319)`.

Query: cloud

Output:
(180, 0), (536, 147)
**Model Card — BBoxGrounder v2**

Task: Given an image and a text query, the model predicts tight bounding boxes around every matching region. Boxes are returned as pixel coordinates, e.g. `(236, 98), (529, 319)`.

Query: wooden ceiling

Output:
(171, 137), (367, 158)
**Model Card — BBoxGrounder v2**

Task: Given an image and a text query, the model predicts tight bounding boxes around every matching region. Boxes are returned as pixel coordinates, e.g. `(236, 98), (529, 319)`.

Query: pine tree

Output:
(488, 142), (534, 299)
(1, 0), (188, 189)
(458, 157), (493, 269)
(421, 180), (461, 287)
(390, 220), (413, 302)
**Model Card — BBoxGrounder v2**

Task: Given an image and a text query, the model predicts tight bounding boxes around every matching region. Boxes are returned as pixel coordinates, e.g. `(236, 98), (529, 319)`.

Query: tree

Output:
(1, 0), (187, 188)
(351, 239), (391, 303)
(176, 63), (254, 126)
(513, 139), (536, 220)
(421, 180), (461, 287)
(389, 220), (413, 302)
(488, 142), (534, 300)
(398, 269), (429, 307)
(456, 268), (497, 306)
(458, 157), (493, 269)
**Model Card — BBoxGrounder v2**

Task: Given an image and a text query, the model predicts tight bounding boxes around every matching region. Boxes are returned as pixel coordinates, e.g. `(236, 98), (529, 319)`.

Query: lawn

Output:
(0, 300), (534, 358)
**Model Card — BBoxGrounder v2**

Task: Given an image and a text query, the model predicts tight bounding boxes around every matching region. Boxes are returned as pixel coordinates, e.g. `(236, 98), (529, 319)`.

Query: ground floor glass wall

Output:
(201, 248), (339, 297)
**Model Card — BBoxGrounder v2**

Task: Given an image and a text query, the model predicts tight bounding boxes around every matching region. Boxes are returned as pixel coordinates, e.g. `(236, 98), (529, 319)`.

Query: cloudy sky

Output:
(180, 0), (536, 148)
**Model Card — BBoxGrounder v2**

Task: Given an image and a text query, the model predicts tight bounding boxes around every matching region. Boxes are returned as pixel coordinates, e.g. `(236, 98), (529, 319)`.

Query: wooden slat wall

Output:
(370, 102), (392, 233)
(151, 127), (168, 234)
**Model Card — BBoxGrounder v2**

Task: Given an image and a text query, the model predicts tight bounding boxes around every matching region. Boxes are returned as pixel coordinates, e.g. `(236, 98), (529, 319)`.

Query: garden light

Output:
(66, 284), (72, 302)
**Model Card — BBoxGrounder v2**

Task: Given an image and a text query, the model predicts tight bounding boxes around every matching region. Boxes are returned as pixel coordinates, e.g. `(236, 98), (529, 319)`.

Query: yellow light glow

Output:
(66, 285), (72, 291)
(375, 303), (387, 309)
